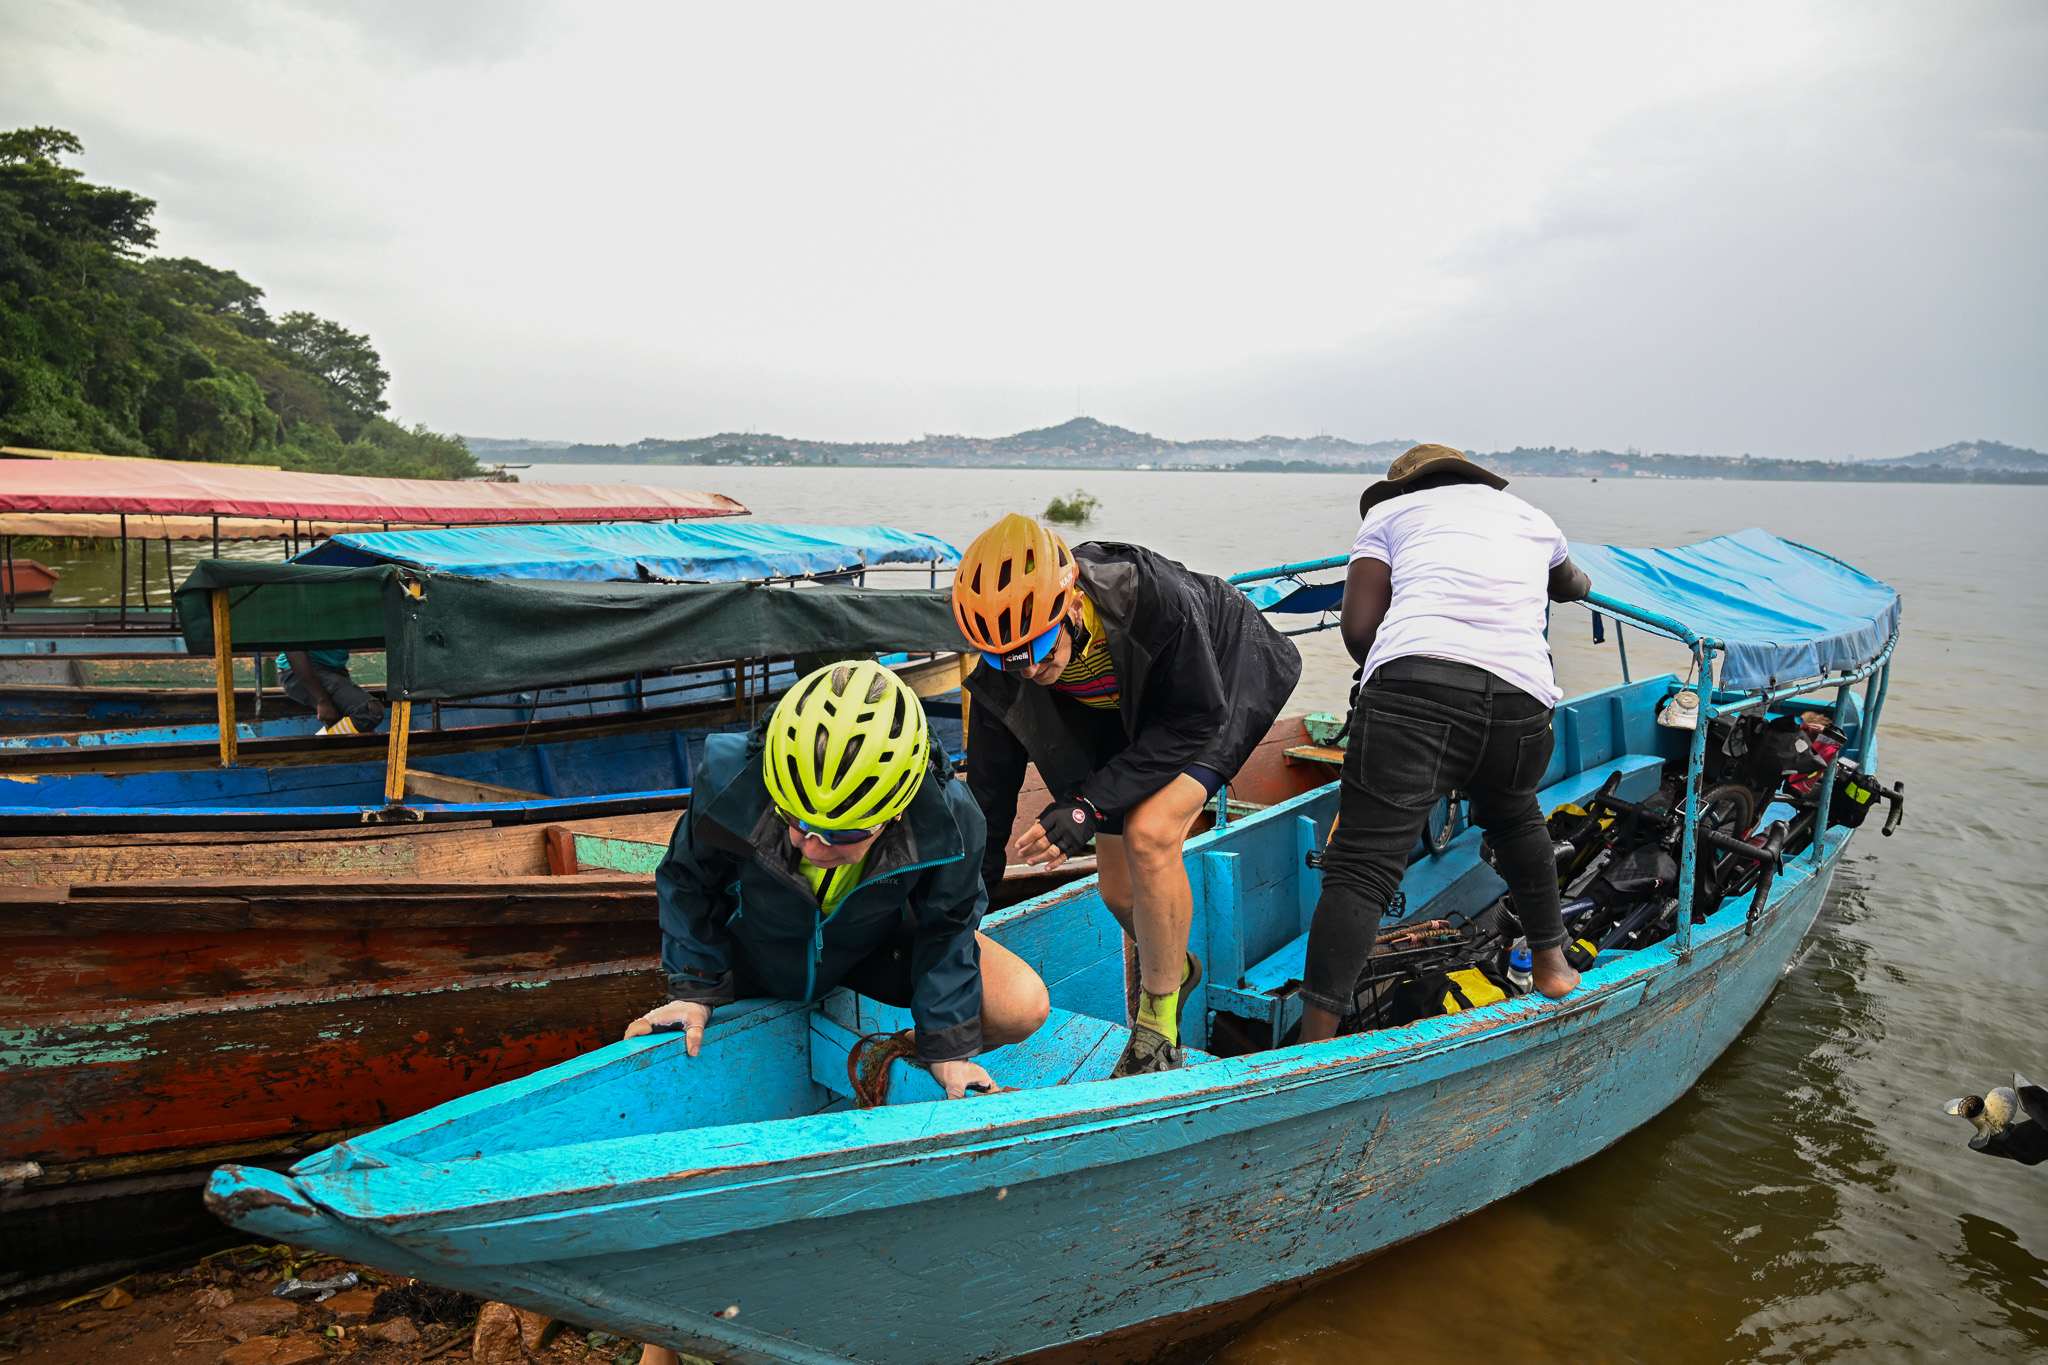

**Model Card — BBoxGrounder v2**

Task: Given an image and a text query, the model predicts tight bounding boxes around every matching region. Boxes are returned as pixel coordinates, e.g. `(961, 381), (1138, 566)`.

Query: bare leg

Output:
(639, 1347), (679, 1365)
(1121, 775), (1211, 995)
(1093, 833), (1136, 938)
(1299, 1003), (1340, 1045)
(975, 932), (1051, 1046)
(1093, 835), (1141, 1019)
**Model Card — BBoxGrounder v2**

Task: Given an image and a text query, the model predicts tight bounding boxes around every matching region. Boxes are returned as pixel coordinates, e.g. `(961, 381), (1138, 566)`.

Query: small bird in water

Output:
(1943, 1074), (2048, 1166)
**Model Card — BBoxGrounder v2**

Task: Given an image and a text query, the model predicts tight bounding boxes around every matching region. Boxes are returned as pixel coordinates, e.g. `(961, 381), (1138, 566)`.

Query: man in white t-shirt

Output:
(1299, 443), (1593, 1044)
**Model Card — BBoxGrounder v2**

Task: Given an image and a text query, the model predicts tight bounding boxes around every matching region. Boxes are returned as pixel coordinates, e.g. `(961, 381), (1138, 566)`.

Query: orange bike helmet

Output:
(952, 513), (1079, 669)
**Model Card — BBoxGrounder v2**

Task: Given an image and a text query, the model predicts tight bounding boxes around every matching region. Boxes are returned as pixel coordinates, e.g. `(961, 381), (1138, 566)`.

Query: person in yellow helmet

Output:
(626, 660), (1049, 1091)
(953, 515), (1301, 1077)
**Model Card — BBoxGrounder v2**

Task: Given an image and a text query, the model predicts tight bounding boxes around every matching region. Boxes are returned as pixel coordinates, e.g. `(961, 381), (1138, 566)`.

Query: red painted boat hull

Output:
(0, 559), (58, 598)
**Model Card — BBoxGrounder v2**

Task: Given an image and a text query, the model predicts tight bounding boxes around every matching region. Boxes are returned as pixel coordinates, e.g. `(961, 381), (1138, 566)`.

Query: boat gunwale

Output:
(256, 786), (1853, 1239)
(4, 955), (662, 1031)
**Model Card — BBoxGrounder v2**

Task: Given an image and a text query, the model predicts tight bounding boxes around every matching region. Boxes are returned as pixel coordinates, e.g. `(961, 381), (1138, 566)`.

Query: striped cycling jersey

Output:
(1052, 594), (1121, 710)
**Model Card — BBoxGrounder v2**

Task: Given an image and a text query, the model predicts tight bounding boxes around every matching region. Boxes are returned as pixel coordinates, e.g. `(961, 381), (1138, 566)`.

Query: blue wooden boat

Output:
(208, 531), (1902, 1363)
(0, 522), (969, 832)
(0, 520), (958, 737)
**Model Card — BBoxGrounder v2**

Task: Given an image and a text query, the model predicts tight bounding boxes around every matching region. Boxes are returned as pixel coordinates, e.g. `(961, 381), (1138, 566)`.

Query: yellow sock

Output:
(1134, 955), (1197, 1044)
(1136, 988), (1180, 1045)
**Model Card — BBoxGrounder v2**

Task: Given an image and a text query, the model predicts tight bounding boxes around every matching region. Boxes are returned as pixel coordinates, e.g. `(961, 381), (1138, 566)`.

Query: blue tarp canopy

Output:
(1238, 578), (1343, 615)
(295, 520), (960, 583)
(1231, 528), (1899, 691)
(1571, 528), (1900, 689)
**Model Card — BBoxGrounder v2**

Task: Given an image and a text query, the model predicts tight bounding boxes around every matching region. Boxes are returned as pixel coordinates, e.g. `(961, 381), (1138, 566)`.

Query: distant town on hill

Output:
(467, 420), (2048, 484)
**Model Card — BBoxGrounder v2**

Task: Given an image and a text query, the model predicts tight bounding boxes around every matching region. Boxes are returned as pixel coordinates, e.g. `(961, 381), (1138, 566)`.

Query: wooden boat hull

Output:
(0, 715), (1319, 1299)
(0, 659), (966, 833)
(0, 559), (58, 598)
(0, 607), (181, 650)
(204, 678), (1866, 1363)
(0, 651), (881, 744)
(0, 805), (680, 1301)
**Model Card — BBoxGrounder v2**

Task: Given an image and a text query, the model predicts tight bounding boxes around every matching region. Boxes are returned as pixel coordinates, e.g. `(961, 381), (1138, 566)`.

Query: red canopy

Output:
(0, 458), (746, 524)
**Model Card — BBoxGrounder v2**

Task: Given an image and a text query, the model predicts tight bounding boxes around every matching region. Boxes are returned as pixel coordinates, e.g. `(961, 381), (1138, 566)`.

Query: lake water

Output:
(35, 465), (2048, 1360)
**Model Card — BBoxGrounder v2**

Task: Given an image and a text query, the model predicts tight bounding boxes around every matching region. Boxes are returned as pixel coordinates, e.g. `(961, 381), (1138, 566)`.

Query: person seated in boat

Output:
(952, 514), (1302, 1077)
(625, 659), (1050, 1099)
(278, 648), (383, 735)
(1299, 444), (1594, 1044)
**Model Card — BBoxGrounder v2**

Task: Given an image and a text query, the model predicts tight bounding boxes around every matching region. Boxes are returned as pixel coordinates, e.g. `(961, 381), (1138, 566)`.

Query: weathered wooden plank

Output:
(403, 767), (543, 804)
(0, 887), (656, 937)
(0, 810), (680, 886)
(3, 959), (667, 1165)
(571, 833), (668, 875)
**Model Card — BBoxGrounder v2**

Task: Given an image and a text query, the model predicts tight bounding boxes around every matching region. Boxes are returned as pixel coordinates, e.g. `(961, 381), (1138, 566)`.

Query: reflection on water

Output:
(28, 469), (2048, 1360)
(1948, 1214), (2048, 1346)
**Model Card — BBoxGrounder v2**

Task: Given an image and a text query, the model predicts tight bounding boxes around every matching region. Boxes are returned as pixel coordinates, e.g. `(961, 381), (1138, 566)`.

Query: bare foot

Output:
(640, 1347), (680, 1365)
(1531, 947), (1580, 999)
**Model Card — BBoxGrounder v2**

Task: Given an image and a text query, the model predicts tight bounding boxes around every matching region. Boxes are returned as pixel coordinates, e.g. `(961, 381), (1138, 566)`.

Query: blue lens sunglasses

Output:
(779, 809), (888, 846)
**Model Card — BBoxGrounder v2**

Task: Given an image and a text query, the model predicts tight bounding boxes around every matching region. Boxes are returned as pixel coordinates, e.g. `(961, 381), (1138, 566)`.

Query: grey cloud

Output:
(77, 0), (558, 66)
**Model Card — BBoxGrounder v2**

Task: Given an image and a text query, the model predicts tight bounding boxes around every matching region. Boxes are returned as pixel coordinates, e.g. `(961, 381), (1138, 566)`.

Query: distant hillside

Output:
(475, 416), (1414, 471)
(469, 420), (2048, 484)
(1864, 440), (2048, 472)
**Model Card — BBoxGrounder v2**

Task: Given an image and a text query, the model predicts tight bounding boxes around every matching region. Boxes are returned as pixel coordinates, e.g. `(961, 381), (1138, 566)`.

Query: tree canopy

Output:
(0, 127), (480, 479)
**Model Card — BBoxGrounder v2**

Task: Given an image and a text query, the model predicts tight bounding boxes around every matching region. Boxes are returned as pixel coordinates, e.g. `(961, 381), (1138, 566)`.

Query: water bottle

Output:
(1507, 937), (1534, 995)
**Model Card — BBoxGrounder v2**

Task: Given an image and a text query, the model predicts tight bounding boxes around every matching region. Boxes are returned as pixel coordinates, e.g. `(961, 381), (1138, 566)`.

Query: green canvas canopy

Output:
(175, 559), (968, 701)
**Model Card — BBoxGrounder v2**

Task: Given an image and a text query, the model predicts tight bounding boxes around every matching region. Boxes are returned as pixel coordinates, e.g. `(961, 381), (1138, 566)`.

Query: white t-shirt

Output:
(1348, 483), (1569, 705)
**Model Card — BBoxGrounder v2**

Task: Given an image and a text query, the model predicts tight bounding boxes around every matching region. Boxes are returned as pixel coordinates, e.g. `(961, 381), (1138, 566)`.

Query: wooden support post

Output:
(1296, 814), (1323, 937)
(210, 590), (238, 768)
(383, 700), (414, 804)
(543, 826), (579, 876)
(957, 652), (974, 749)
(1191, 851), (1238, 1053)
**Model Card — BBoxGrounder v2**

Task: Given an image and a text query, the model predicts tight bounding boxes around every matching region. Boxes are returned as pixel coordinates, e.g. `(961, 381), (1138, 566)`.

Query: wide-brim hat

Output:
(1358, 443), (1508, 517)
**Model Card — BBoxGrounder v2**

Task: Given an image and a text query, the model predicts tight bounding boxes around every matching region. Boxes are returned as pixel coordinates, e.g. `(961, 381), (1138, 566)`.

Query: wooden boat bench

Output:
(1203, 751), (1669, 1047)
(810, 993), (1215, 1105)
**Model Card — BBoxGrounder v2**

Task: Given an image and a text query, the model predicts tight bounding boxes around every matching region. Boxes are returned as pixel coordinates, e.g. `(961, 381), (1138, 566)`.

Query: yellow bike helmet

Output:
(762, 660), (930, 830)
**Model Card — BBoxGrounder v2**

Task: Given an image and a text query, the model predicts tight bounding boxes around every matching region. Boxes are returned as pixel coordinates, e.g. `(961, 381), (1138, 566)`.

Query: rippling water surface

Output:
(37, 467), (2048, 1360)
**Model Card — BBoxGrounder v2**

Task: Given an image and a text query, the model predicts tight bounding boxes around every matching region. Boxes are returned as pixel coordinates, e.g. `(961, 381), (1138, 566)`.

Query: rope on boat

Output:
(848, 1029), (919, 1108)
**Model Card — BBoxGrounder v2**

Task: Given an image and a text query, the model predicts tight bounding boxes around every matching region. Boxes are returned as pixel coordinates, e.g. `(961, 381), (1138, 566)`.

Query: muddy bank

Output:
(0, 1244), (711, 1365)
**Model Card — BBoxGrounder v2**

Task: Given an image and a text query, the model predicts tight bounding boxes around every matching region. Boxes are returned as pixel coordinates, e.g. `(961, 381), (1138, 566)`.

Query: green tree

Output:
(0, 126), (479, 479)
(142, 257), (270, 335)
(272, 311), (389, 424)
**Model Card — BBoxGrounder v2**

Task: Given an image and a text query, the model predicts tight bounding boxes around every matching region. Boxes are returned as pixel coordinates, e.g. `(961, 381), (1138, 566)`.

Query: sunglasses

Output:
(777, 809), (886, 846)
(982, 622), (1063, 674)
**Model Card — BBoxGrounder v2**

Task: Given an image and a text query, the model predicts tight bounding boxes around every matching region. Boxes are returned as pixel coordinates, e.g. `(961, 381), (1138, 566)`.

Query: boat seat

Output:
(1206, 752), (1668, 1045)
(547, 828), (666, 875)
(809, 993), (1213, 1105)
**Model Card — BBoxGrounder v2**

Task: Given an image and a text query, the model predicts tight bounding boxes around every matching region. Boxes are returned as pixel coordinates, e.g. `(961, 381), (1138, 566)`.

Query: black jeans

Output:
(282, 663), (385, 731)
(1301, 659), (1562, 1016)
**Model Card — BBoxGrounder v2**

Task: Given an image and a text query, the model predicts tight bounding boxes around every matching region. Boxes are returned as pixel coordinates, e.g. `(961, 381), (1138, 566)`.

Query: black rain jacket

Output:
(965, 542), (1302, 886)
(656, 730), (988, 1062)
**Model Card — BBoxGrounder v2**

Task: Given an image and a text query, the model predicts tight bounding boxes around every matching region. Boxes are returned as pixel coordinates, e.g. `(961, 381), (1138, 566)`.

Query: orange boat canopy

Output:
(0, 457), (745, 525)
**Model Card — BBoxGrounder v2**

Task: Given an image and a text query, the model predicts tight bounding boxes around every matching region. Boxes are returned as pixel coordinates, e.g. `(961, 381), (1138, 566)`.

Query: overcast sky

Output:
(5, 1), (2043, 457)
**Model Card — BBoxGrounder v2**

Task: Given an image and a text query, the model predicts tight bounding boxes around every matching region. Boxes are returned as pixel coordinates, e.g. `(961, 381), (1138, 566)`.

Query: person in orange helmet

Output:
(954, 514), (1301, 1076)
